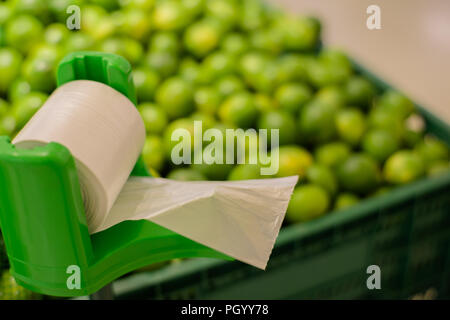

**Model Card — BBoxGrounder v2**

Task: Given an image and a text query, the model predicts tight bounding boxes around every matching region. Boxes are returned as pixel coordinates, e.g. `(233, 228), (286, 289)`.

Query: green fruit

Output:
(0, 48), (22, 94)
(218, 92), (258, 128)
(119, 0), (155, 10)
(362, 129), (400, 162)
(44, 23), (70, 45)
(7, 78), (31, 103)
(215, 75), (245, 97)
(275, 16), (319, 51)
(0, 270), (37, 300)
(201, 51), (235, 82)
(315, 86), (347, 109)
(149, 31), (180, 54)
(156, 77), (194, 119)
(194, 87), (222, 115)
(238, 51), (270, 79)
(82, 5), (115, 41)
(315, 142), (351, 169)
(368, 108), (405, 139)
(133, 67), (160, 102)
(0, 99), (8, 118)
(337, 153), (381, 195)
(427, 161), (450, 177)
(21, 55), (57, 93)
(0, 115), (16, 137)
(239, 0), (267, 31)
(190, 111), (216, 130)
(415, 136), (449, 167)
(179, 58), (202, 84)
(5, 14), (44, 53)
(272, 145), (313, 179)
(153, 0), (191, 31)
(334, 193), (359, 210)
(138, 103), (168, 135)
(306, 164), (338, 196)
(377, 90), (414, 118)
(344, 76), (376, 108)
(99, 37), (143, 65)
(183, 18), (222, 58)
(12, 92), (48, 128)
(277, 54), (309, 83)
(384, 150), (425, 184)
(286, 184), (330, 223)
(142, 135), (166, 173)
(167, 168), (207, 181)
(298, 100), (337, 145)
(228, 164), (262, 180)
(205, 0), (239, 29)
(275, 83), (312, 115)
(64, 32), (95, 52)
(254, 94), (277, 113)
(144, 50), (178, 78)
(257, 110), (296, 145)
(221, 32), (249, 56)
(335, 108), (367, 146)
(191, 153), (234, 181)
(0, 3), (13, 25)
(250, 28), (283, 55)
(307, 53), (352, 87)
(249, 62), (284, 94)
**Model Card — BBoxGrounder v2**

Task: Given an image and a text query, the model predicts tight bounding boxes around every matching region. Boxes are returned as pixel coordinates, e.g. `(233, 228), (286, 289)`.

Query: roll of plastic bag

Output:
(13, 80), (298, 270)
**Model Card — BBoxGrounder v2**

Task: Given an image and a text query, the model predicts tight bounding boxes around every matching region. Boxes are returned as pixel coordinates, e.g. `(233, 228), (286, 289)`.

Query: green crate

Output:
(112, 60), (450, 300)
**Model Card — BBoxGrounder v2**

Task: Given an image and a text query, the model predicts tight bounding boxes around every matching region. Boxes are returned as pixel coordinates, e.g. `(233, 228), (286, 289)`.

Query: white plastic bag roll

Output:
(12, 80), (298, 270)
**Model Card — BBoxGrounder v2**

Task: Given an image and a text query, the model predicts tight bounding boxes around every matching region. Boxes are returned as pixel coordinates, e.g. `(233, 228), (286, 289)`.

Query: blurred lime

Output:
(286, 184), (330, 223)
(298, 99), (337, 145)
(250, 28), (283, 55)
(334, 193), (359, 210)
(194, 86), (222, 115)
(205, 0), (239, 29)
(250, 62), (284, 94)
(82, 5), (115, 41)
(228, 164), (262, 180)
(0, 115), (16, 136)
(90, 0), (120, 11)
(133, 67), (160, 102)
(277, 54), (309, 83)
(306, 164), (338, 196)
(153, 0), (191, 31)
(12, 92), (48, 128)
(239, 0), (267, 31)
(149, 31), (179, 54)
(335, 108), (366, 146)
(218, 92), (258, 129)
(307, 50), (352, 88)
(138, 103), (168, 135)
(7, 78), (31, 103)
(183, 18), (222, 57)
(99, 37), (143, 65)
(64, 32), (95, 52)
(44, 23), (70, 45)
(21, 53), (59, 93)
(163, 118), (195, 160)
(156, 77), (194, 119)
(167, 168), (207, 181)
(415, 136), (449, 167)
(179, 58), (202, 84)
(190, 111), (216, 130)
(238, 51), (269, 79)
(368, 107), (405, 140)
(0, 270), (37, 300)
(315, 142), (351, 169)
(258, 110), (296, 145)
(221, 32), (249, 56)
(143, 50), (178, 78)
(377, 90), (414, 119)
(337, 153), (381, 195)
(275, 83), (312, 115)
(254, 94), (277, 113)
(275, 16), (319, 51)
(362, 129), (400, 162)
(201, 51), (235, 82)
(114, 8), (151, 41)
(119, 0), (155, 10)
(0, 99), (9, 117)
(272, 145), (313, 179)
(315, 85), (346, 109)
(181, 0), (205, 18)
(344, 76), (376, 108)
(0, 3), (13, 25)
(427, 161), (450, 177)
(5, 14), (43, 53)
(142, 135), (166, 172)
(215, 75), (245, 97)
(383, 150), (425, 184)
(0, 48), (22, 94)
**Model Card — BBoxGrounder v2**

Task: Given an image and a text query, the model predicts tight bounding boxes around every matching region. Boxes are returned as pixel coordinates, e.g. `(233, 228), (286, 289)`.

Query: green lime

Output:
(205, 0), (239, 29)
(238, 51), (270, 79)
(181, 0), (204, 18)
(0, 3), (13, 25)
(149, 31), (180, 54)
(21, 54), (57, 93)
(0, 270), (37, 300)
(194, 86), (222, 115)
(163, 118), (195, 160)
(190, 111), (216, 130)
(307, 53), (352, 88)
(142, 135), (166, 173)
(99, 37), (143, 65)
(315, 142), (351, 169)
(383, 150), (425, 184)
(228, 164), (262, 180)
(82, 5), (115, 41)
(5, 14), (44, 53)
(119, 0), (155, 10)
(133, 67), (160, 102)
(275, 83), (312, 115)
(337, 153), (381, 195)
(306, 164), (338, 196)
(179, 58), (202, 84)
(250, 28), (283, 55)
(183, 18), (222, 58)
(201, 51), (236, 82)
(415, 136), (449, 167)
(153, 0), (191, 31)
(277, 54), (309, 83)
(286, 184), (330, 223)
(335, 108), (367, 146)
(274, 16), (319, 51)
(12, 92), (48, 128)
(377, 90), (414, 118)
(271, 145), (313, 179)
(249, 62), (284, 94)
(344, 76), (376, 108)
(315, 85), (347, 109)
(0, 115), (16, 136)
(138, 103), (168, 135)
(334, 193), (359, 210)
(44, 23), (70, 45)
(156, 77), (194, 119)
(427, 160), (450, 177)
(64, 32), (95, 52)
(368, 108), (405, 140)
(143, 50), (178, 78)
(0, 99), (9, 118)
(218, 92), (258, 128)
(239, 0), (267, 31)
(362, 129), (400, 162)
(298, 99), (337, 145)
(215, 75), (245, 97)
(167, 168), (207, 181)
(11, 0), (50, 22)
(257, 110), (296, 145)
(221, 32), (249, 56)
(254, 94), (278, 113)
(0, 48), (22, 95)
(8, 78), (32, 103)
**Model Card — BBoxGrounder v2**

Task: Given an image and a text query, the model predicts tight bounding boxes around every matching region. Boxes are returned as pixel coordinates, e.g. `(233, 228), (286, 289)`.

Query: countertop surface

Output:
(271, 0), (450, 123)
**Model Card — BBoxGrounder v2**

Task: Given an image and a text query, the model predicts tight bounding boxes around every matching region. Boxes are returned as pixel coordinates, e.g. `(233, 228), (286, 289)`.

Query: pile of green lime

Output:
(0, 0), (449, 277)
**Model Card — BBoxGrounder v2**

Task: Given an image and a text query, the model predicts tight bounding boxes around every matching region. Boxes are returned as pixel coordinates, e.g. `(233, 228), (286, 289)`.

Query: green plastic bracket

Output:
(0, 52), (231, 297)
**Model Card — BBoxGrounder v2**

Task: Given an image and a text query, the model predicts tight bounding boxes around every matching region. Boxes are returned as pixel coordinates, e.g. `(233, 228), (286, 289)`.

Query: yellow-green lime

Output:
(138, 103), (168, 135)
(383, 150), (425, 184)
(271, 145), (313, 179)
(334, 193), (359, 210)
(257, 110), (296, 145)
(362, 129), (400, 162)
(337, 153), (381, 195)
(335, 108), (367, 146)
(228, 164), (262, 181)
(156, 77), (194, 119)
(142, 135), (166, 172)
(306, 164), (338, 196)
(314, 142), (351, 169)
(286, 184), (330, 223)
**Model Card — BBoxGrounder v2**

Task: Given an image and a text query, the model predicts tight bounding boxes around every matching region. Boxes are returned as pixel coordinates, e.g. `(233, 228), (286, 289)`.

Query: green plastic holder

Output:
(0, 52), (231, 297)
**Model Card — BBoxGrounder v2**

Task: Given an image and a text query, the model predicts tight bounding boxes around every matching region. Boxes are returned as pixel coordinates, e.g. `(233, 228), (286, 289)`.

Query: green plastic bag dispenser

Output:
(0, 52), (231, 297)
